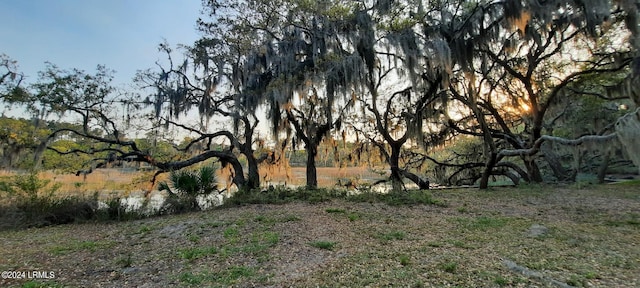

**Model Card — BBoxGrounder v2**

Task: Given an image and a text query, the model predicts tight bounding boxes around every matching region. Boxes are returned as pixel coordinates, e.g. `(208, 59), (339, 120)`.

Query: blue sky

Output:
(0, 0), (202, 87)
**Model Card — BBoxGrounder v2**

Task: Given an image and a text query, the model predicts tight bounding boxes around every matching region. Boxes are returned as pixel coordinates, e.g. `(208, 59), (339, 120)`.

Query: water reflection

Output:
(96, 191), (226, 215)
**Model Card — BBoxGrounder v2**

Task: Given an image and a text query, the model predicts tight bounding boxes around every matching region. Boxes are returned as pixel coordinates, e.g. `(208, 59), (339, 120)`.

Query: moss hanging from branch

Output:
(615, 108), (640, 174)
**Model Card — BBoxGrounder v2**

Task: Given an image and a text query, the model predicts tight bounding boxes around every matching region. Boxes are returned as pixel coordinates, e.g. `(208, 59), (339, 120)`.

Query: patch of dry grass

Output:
(261, 166), (386, 187)
(1, 169), (163, 198)
(2, 166), (383, 199)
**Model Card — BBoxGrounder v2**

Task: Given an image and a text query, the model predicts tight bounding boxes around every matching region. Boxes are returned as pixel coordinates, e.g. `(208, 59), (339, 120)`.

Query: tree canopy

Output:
(1, 0), (638, 191)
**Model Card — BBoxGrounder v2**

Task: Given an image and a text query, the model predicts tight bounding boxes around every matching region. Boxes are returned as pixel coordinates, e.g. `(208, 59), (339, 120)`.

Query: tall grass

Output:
(0, 170), (158, 229)
(0, 167), (446, 230)
(0, 171), (97, 229)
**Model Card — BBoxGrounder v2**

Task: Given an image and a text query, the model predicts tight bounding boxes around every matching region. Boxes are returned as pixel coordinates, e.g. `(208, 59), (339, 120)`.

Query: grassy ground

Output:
(0, 182), (638, 287)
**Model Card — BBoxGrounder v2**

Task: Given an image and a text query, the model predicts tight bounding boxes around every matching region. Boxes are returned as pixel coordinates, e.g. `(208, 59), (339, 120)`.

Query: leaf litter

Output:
(0, 184), (638, 287)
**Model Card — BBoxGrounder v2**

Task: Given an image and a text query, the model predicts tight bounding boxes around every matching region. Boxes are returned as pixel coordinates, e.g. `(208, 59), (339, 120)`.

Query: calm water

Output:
(97, 191), (226, 215)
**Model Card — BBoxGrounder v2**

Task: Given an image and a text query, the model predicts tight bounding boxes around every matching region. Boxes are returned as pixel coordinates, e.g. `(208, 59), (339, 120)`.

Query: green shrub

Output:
(309, 240), (337, 250)
(159, 166), (220, 213)
(0, 170), (61, 201)
(325, 208), (346, 213)
(0, 170), (99, 229)
(224, 186), (346, 206)
(223, 186), (446, 208)
(348, 190), (445, 206)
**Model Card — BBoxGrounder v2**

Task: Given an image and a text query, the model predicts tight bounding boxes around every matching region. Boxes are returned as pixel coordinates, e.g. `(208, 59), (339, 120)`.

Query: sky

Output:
(0, 0), (203, 87)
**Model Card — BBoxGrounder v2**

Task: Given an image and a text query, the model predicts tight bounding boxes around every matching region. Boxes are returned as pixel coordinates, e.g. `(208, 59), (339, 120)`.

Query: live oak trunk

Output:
(389, 145), (403, 192)
(524, 157), (544, 183)
(480, 152), (497, 189)
(245, 153), (260, 190)
(306, 145), (318, 189)
(541, 143), (572, 181)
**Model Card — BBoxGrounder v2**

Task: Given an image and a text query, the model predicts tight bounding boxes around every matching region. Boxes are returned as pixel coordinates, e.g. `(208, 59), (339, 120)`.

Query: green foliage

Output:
(159, 165), (220, 212)
(398, 254), (411, 266)
(178, 266), (254, 286)
(178, 246), (218, 262)
(134, 138), (178, 163)
(224, 186), (447, 208)
(0, 117), (51, 169)
(0, 117), (104, 171)
(223, 226), (239, 240)
(0, 171), (154, 229)
(42, 139), (94, 172)
(255, 231), (280, 246)
(493, 276), (508, 286)
(347, 212), (360, 221)
(309, 240), (337, 250)
(348, 190), (446, 207)
(377, 230), (406, 243)
(326, 207), (361, 221)
(615, 179), (640, 186)
(224, 186), (346, 206)
(0, 170), (99, 229)
(20, 281), (65, 288)
(11, 196), (96, 228)
(253, 214), (301, 224)
(325, 208), (346, 213)
(49, 240), (115, 255)
(1, 170), (61, 201)
(440, 261), (458, 273)
(423, 136), (485, 186)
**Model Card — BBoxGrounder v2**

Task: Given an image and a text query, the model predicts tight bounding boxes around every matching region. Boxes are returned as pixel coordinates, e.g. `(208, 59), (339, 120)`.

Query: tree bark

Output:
(221, 157), (247, 191)
(597, 152), (610, 184)
(399, 170), (430, 189)
(480, 152), (497, 189)
(306, 145), (318, 189)
(389, 145), (403, 192)
(541, 143), (571, 181)
(524, 157), (544, 183)
(245, 152), (260, 190)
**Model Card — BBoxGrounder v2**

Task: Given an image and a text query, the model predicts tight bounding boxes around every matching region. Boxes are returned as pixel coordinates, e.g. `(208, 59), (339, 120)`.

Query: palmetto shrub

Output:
(158, 166), (220, 213)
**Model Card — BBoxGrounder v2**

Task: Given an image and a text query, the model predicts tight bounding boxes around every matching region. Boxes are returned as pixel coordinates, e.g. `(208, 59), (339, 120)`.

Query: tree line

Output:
(1, 0), (639, 191)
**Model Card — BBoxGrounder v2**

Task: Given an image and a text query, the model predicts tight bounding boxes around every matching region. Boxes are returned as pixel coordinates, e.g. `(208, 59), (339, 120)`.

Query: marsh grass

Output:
(1, 168), (450, 231)
(0, 171), (155, 229)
